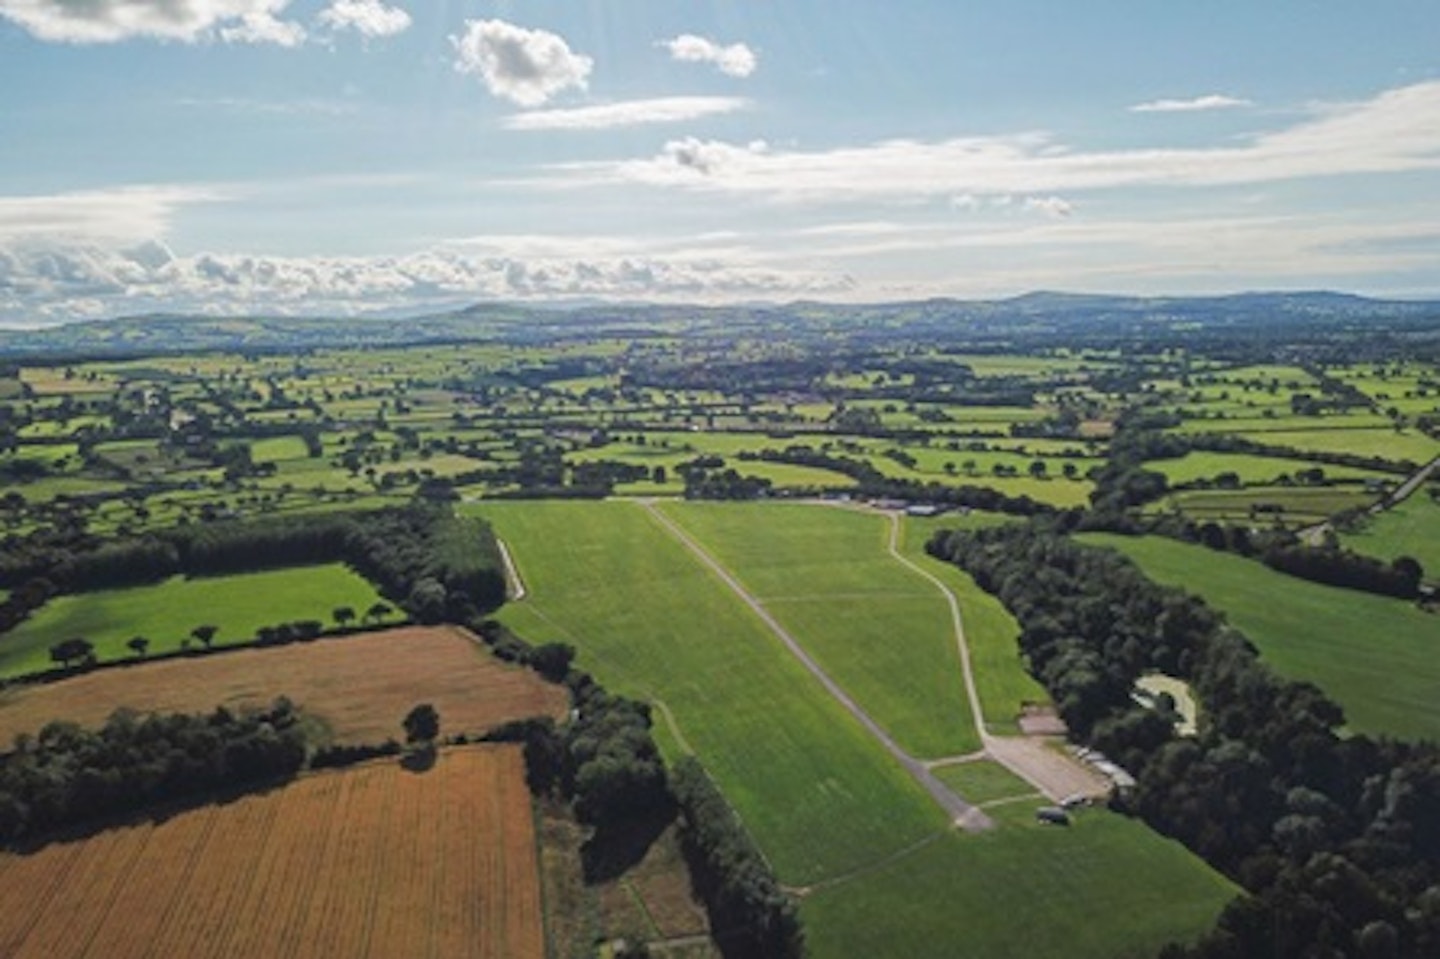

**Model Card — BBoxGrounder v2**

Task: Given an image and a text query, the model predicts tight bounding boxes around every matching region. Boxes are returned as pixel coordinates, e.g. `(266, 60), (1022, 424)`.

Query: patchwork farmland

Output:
(0, 747), (542, 959)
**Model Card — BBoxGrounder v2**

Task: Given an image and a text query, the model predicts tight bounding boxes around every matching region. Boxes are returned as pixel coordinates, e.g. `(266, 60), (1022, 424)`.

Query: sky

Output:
(1, 0), (1438, 326)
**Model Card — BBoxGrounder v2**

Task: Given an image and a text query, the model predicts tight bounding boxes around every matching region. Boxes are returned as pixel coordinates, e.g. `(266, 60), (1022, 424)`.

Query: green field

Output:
(1080, 534), (1440, 741)
(1341, 497), (1440, 582)
(1152, 486), (1377, 526)
(803, 801), (1236, 959)
(1151, 451), (1390, 487)
(0, 564), (383, 677)
(898, 516), (1051, 731)
(657, 502), (980, 758)
(472, 500), (946, 884)
(1174, 425), (1437, 465)
(932, 760), (1037, 806)
(480, 500), (1232, 958)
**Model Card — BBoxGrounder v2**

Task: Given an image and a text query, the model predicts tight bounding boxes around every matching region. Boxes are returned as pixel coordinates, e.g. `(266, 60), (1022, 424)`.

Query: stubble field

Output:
(0, 746), (542, 959)
(0, 626), (568, 746)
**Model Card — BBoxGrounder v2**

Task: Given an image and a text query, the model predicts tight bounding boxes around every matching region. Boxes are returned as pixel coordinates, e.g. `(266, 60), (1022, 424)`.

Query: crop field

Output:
(1079, 534), (1440, 741)
(1341, 497), (1440, 582)
(18, 368), (118, 396)
(0, 564), (384, 677)
(0, 746), (543, 959)
(1152, 486), (1377, 526)
(475, 499), (947, 885)
(656, 501), (980, 758)
(802, 801), (1235, 959)
(0, 626), (567, 747)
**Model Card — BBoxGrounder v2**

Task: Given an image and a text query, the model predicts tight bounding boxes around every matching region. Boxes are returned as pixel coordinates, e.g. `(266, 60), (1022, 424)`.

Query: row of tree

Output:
(1083, 510), (1427, 600)
(933, 523), (1440, 958)
(0, 503), (505, 637)
(0, 699), (309, 843)
(472, 617), (801, 958)
(752, 445), (1054, 515)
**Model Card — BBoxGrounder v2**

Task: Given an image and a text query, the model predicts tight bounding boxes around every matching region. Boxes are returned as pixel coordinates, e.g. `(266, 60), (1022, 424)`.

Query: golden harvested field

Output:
(0, 746), (543, 959)
(0, 626), (567, 746)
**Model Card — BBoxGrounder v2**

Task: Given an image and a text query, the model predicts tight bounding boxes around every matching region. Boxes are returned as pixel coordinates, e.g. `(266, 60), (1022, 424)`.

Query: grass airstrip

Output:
(1080, 534), (1440, 741)
(479, 500), (1234, 958)
(653, 501), (980, 758)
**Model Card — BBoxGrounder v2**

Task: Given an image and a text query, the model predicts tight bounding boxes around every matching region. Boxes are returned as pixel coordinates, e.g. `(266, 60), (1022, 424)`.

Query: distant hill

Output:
(1, 292), (1437, 359)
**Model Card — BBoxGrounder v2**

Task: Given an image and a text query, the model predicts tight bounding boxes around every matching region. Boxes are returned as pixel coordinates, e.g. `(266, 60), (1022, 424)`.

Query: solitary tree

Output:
(333, 606), (356, 629)
(191, 625), (218, 649)
(49, 637), (94, 668)
(402, 703), (440, 747)
(364, 602), (392, 625)
(126, 636), (150, 658)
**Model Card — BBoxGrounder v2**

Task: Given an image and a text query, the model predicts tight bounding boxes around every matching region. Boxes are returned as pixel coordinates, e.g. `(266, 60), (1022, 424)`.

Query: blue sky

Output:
(1, 1), (1437, 325)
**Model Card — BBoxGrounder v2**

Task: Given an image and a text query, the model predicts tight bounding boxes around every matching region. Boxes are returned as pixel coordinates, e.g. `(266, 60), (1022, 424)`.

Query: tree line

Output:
(1083, 508), (1427, 601)
(932, 522), (1440, 958)
(751, 445), (1054, 515)
(473, 618), (802, 958)
(0, 504), (506, 637)
(0, 698), (308, 844)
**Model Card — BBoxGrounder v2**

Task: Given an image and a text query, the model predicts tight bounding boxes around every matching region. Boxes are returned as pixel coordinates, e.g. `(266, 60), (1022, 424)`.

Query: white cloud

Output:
(663, 34), (757, 78)
(318, 0), (410, 39)
(1023, 196), (1073, 218)
(1130, 94), (1253, 113)
(6, 209), (1440, 326)
(0, 239), (853, 325)
(218, 11), (304, 47)
(451, 19), (592, 107)
(555, 82), (1440, 201)
(0, 0), (304, 45)
(504, 96), (749, 131)
(0, 185), (223, 243)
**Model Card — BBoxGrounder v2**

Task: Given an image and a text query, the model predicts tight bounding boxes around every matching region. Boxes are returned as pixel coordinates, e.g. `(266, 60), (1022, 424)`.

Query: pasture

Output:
(802, 801), (1235, 959)
(1080, 534), (1440, 741)
(0, 746), (543, 959)
(474, 500), (947, 885)
(1150, 451), (1391, 487)
(656, 501), (981, 758)
(1176, 424), (1437, 465)
(0, 626), (567, 747)
(0, 564), (384, 677)
(1341, 497), (1440, 582)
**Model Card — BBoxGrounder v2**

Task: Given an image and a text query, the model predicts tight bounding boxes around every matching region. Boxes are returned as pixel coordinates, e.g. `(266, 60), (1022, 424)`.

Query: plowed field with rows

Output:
(0, 746), (543, 959)
(0, 625), (567, 745)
